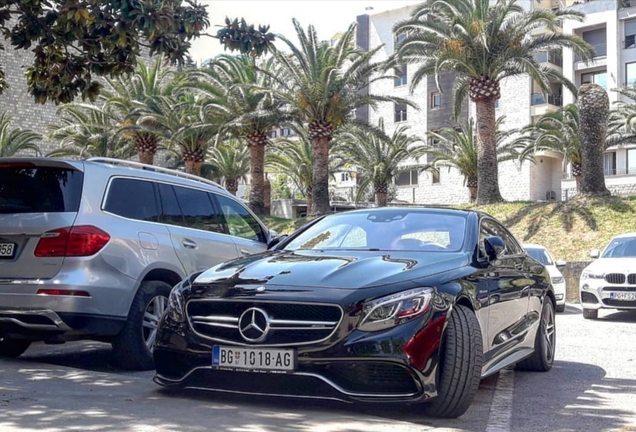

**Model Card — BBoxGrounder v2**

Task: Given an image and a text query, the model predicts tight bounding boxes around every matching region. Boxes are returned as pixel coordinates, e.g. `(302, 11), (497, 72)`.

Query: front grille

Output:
(629, 274), (636, 285)
(320, 362), (419, 394)
(186, 300), (343, 346)
(605, 273), (626, 284)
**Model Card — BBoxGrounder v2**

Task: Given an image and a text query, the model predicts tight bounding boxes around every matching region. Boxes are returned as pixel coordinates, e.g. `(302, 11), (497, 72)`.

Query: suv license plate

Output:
(0, 243), (15, 258)
(610, 292), (636, 301)
(212, 346), (295, 373)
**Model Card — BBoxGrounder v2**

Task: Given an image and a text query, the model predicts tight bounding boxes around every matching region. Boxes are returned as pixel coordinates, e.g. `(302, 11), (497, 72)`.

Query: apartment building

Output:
(333, 0), (636, 204)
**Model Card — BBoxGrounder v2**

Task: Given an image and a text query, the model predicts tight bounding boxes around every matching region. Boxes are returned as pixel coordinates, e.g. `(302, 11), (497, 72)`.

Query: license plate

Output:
(0, 243), (15, 258)
(212, 346), (295, 373)
(609, 292), (636, 301)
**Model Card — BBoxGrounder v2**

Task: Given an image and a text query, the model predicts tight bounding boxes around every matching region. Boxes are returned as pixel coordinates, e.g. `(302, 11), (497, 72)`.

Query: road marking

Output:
(485, 368), (515, 432)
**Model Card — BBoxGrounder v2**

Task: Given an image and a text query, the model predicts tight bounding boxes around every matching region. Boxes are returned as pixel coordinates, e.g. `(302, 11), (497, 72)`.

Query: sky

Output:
(188, 0), (421, 63)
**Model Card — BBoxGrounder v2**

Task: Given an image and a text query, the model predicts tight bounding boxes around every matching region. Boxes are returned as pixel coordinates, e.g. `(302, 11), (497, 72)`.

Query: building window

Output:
(625, 19), (636, 49)
(581, 70), (608, 89)
(282, 128), (291, 136)
(394, 103), (407, 122)
(268, 130), (277, 139)
(628, 149), (636, 175)
(604, 152), (616, 176)
(394, 65), (407, 87)
(432, 169), (440, 184)
(430, 92), (441, 109)
(395, 170), (418, 187)
(581, 28), (607, 58)
(627, 63), (636, 86)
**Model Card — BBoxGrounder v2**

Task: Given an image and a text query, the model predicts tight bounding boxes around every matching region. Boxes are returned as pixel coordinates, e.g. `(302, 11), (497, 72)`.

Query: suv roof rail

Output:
(87, 157), (225, 190)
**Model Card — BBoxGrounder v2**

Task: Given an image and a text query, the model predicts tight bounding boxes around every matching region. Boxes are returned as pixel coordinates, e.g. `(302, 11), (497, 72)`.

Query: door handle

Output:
(240, 248), (251, 256)
(182, 239), (197, 249)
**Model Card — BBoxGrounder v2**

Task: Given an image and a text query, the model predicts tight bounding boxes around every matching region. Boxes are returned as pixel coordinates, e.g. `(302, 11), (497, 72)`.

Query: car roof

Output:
(336, 206), (474, 217)
(612, 232), (636, 239)
(522, 243), (546, 249)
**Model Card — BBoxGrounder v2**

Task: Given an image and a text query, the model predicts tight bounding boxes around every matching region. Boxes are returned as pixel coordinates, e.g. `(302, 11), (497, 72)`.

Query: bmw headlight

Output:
(358, 288), (433, 332)
(167, 284), (185, 323)
(581, 271), (604, 280)
(551, 276), (565, 285)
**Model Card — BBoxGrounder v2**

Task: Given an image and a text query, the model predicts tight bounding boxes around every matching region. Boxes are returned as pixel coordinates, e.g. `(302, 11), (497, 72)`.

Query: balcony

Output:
(564, 167), (636, 179)
(575, 43), (606, 61)
(534, 52), (563, 68)
(531, 93), (563, 106)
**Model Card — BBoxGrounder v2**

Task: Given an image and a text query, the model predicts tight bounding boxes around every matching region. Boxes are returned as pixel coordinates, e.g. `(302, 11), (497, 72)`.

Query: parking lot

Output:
(0, 304), (634, 432)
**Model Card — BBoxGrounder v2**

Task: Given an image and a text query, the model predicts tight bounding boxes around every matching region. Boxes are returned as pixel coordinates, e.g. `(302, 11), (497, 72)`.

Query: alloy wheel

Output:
(543, 302), (556, 363)
(142, 295), (167, 351)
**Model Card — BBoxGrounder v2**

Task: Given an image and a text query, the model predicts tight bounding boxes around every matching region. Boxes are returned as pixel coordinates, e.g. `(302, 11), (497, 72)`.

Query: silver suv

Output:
(0, 157), (275, 370)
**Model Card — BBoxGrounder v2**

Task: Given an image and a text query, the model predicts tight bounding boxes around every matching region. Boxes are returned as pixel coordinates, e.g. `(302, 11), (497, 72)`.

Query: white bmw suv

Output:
(579, 233), (636, 319)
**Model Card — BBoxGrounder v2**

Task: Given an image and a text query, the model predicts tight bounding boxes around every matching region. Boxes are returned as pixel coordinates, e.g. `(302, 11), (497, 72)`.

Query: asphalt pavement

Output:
(1, 304), (635, 432)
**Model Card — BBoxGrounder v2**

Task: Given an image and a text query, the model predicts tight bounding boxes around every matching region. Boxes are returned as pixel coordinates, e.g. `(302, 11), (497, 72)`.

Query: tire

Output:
(0, 338), (31, 358)
(516, 299), (555, 372)
(423, 304), (483, 419)
(556, 303), (565, 313)
(583, 308), (598, 320)
(112, 280), (172, 371)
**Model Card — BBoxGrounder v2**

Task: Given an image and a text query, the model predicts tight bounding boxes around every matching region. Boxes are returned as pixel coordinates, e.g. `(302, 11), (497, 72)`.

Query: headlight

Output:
(358, 288), (433, 332)
(167, 285), (185, 323)
(551, 276), (565, 285)
(581, 271), (604, 280)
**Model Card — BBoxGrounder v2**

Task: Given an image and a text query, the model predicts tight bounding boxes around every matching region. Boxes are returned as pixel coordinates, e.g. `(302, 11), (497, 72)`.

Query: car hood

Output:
(193, 249), (471, 290)
(584, 258), (636, 274)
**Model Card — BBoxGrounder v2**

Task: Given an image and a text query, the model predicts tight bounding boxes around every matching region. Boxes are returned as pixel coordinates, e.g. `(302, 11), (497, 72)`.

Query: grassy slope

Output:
(264, 195), (636, 262)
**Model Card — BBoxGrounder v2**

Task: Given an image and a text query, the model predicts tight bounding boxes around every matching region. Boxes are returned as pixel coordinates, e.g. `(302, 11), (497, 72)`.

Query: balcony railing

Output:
(564, 167), (636, 179)
(575, 43), (607, 61)
(531, 93), (563, 106)
(534, 52), (563, 67)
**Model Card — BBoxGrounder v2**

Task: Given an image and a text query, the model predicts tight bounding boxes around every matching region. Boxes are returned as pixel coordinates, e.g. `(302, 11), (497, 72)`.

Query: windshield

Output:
(526, 248), (554, 266)
(283, 210), (467, 252)
(601, 237), (636, 258)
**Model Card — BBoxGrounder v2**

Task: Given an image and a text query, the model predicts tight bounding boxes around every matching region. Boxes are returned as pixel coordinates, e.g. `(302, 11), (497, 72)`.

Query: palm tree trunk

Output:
(310, 136), (331, 216)
(474, 99), (504, 204)
(247, 132), (268, 215)
(305, 187), (313, 216)
(577, 84), (611, 196)
(375, 192), (387, 207)
(571, 162), (582, 191)
(184, 161), (202, 176)
(138, 151), (154, 165)
(467, 176), (478, 202)
(225, 178), (239, 196)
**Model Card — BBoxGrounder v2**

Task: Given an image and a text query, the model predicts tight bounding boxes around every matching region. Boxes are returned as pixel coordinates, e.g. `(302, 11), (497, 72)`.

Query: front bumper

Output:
(579, 279), (636, 310)
(153, 309), (447, 403)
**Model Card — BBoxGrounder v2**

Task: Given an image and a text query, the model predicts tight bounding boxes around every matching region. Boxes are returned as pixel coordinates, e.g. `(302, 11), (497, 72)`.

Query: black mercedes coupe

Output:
(153, 207), (556, 418)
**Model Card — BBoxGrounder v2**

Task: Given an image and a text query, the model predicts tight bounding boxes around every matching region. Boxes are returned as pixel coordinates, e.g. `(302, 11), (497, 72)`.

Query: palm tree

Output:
(337, 120), (428, 207)
(512, 104), (584, 190)
(205, 139), (250, 196)
(608, 85), (636, 147)
(0, 112), (42, 157)
(138, 92), (217, 175)
(266, 126), (344, 212)
(273, 19), (414, 215)
(427, 117), (517, 202)
(392, 0), (593, 204)
(578, 83), (610, 196)
(187, 54), (287, 215)
(47, 103), (134, 159)
(100, 56), (175, 165)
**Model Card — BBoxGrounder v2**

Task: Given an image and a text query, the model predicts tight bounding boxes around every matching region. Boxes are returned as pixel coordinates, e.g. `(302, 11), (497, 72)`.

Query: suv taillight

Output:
(34, 226), (110, 257)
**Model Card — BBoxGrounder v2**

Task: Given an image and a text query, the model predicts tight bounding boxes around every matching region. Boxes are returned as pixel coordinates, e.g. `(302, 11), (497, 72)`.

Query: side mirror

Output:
(555, 260), (567, 268)
(590, 249), (600, 259)
(484, 236), (505, 261)
(267, 234), (288, 250)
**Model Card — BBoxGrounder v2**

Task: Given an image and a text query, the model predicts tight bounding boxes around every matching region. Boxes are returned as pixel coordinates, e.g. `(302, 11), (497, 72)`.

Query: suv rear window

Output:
(0, 165), (83, 214)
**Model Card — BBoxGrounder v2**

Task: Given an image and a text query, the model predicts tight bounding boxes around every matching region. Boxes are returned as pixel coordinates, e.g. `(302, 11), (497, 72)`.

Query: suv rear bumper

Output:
(0, 308), (126, 340)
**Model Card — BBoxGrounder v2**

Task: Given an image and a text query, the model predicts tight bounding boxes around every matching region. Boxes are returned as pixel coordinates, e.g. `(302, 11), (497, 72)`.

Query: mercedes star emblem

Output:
(238, 307), (270, 342)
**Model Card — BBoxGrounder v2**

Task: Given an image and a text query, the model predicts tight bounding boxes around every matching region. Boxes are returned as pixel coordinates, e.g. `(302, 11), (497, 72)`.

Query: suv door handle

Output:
(239, 248), (251, 256)
(182, 239), (197, 249)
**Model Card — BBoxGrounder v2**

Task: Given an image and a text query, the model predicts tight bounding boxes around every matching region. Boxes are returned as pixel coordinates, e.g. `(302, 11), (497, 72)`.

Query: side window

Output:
(480, 219), (524, 256)
(104, 178), (159, 222)
(157, 183), (185, 227)
(214, 194), (266, 243)
(172, 186), (225, 234)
